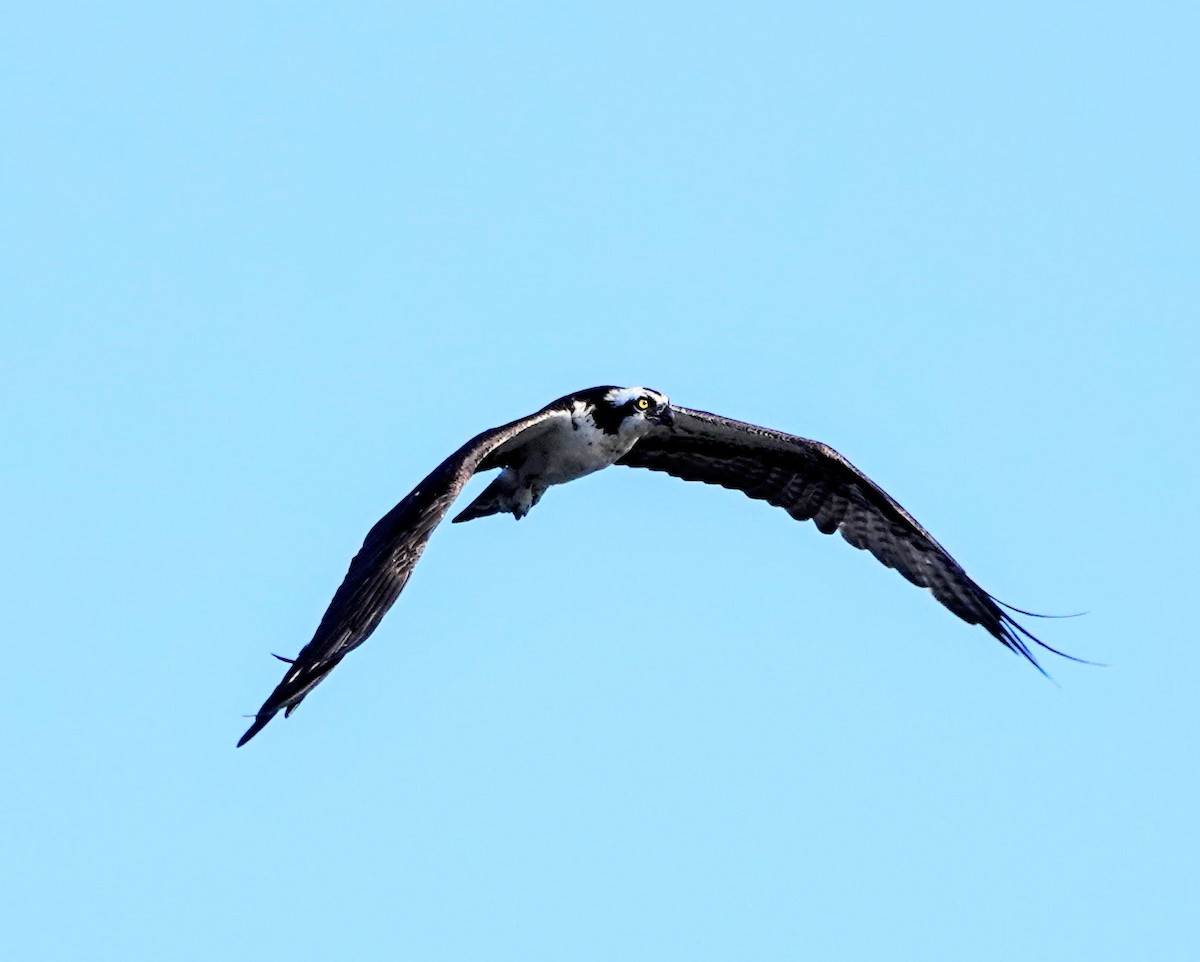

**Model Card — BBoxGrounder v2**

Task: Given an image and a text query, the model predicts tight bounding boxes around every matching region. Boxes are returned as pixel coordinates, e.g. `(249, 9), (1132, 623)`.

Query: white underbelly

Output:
(520, 419), (636, 486)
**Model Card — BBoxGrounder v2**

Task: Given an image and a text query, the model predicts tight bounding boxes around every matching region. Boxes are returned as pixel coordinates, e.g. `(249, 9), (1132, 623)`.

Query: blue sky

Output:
(4, 2), (1197, 959)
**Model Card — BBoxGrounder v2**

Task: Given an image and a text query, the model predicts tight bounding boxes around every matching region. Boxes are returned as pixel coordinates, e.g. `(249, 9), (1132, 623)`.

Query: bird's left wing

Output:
(618, 405), (1075, 670)
(238, 406), (565, 746)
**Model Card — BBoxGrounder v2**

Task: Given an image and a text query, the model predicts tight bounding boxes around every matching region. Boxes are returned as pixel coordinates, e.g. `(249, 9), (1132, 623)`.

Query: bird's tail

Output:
(452, 473), (518, 523)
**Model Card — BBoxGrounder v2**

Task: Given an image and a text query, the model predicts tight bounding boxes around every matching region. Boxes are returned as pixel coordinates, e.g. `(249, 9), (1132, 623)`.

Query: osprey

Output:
(238, 385), (1076, 746)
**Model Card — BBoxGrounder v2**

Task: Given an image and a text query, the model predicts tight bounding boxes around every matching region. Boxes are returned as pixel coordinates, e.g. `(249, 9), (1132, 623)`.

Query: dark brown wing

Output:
(238, 407), (565, 746)
(618, 405), (1072, 670)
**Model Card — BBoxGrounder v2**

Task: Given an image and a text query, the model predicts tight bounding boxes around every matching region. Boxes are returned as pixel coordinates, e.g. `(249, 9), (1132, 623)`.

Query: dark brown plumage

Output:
(237, 405), (567, 746)
(240, 387), (1077, 747)
(618, 405), (1075, 670)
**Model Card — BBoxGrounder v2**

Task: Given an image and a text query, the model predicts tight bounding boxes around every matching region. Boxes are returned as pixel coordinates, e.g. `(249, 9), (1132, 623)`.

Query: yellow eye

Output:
(636, 397), (651, 410)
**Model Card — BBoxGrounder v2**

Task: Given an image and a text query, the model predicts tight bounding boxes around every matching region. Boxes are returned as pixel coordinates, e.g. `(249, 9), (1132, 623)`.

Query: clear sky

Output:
(4, 2), (1197, 959)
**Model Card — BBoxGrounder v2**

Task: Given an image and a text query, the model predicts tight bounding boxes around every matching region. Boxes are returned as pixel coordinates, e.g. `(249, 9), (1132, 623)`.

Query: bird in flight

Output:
(238, 385), (1076, 746)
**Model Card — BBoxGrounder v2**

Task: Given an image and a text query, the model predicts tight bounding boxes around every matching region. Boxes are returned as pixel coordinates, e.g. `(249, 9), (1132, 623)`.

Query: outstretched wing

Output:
(618, 405), (1073, 669)
(238, 407), (565, 746)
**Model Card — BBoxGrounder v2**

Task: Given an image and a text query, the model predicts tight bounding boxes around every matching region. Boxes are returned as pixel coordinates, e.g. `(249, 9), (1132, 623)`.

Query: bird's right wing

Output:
(238, 405), (566, 745)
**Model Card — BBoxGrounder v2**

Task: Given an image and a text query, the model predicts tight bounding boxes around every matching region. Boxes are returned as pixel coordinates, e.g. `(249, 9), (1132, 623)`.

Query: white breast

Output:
(518, 403), (642, 488)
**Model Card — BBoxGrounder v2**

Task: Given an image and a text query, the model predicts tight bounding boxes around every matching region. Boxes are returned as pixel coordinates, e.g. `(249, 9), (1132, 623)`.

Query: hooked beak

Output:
(651, 406), (675, 427)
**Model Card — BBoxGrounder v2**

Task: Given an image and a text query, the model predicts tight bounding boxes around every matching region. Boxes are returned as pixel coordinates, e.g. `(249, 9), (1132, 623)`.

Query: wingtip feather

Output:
(236, 713), (274, 747)
(1000, 610), (1104, 671)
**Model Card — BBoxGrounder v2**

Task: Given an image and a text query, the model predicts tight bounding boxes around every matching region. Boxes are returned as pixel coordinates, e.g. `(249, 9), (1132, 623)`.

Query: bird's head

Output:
(602, 386), (674, 430)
